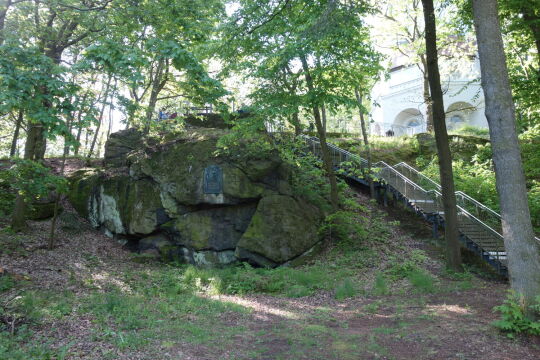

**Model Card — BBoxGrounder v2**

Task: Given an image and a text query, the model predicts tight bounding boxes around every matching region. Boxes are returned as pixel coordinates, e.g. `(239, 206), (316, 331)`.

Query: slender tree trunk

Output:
(144, 60), (168, 134)
(63, 115), (73, 157)
(87, 77), (111, 158)
(107, 83), (115, 140)
(473, 0), (540, 313)
(300, 54), (339, 210)
(84, 129), (90, 156)
(144, 89), (160, 134)
(321, 104), (327, 133)
(11, 113), (42, 231)
(49, 147), (67, 250)
(354, 87), (375, 198)
(291, 111), (301, 135)
(420, 56), (434, 132)
(10, 110), (23, 158)
(422, 0), (462, 272)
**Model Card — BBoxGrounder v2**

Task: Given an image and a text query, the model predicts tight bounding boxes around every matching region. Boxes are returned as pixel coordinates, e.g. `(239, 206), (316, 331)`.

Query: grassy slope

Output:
(1, 189), (539, 359)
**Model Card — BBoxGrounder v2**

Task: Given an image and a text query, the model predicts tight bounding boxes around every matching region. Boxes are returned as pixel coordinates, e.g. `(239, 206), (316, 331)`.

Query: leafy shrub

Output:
(493, 291), (540, 337)
(319, 210), (366, 243)
(0, 160), (68, 222)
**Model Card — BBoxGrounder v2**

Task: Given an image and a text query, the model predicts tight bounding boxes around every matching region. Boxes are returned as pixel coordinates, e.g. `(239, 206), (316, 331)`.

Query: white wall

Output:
(370, 58), (488, 135)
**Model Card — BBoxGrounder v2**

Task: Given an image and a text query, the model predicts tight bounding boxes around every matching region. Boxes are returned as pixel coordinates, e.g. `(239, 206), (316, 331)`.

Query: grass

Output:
(335, 278), (357, 300)
(0, 201), (488, 359)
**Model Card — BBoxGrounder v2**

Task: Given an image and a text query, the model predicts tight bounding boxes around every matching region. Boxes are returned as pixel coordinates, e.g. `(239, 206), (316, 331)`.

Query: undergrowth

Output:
(492, 291), (540, 338)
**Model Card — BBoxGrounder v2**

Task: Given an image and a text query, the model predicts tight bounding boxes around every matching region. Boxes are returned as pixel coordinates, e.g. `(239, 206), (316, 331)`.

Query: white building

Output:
(370, 56), (489, 137)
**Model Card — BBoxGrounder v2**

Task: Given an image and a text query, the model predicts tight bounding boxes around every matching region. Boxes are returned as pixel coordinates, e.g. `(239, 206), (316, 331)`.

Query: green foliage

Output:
(0, 329), (70, 360)
(386, 250), (429, 280)
(1, 160), (67, 205)
(450, 125), (490, 138)
(0, 168), (15, 217)
(493, 291), (540, 338)
(319, 210), (367, 243)
(0, 275), (15, 293)
(0, 43), (78, 130)
(332, 136), (420, 165)
(406, 269), (435, 294)
(281, 137), (334, 212)
(216, 115), (274, 158)
(335, 278), (357, 300)
(219, 0), (382, 138)
(372, 272), (389, 296)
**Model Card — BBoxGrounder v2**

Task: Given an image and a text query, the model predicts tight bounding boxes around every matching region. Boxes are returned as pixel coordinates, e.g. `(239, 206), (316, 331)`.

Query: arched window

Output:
(450, 115), (464, 125)
(407, 119), (420, 127)
(447, 114), (465, 130)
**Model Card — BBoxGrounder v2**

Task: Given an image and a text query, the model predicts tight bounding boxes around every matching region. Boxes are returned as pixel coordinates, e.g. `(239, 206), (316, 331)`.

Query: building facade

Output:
(370, 57), (488, 136)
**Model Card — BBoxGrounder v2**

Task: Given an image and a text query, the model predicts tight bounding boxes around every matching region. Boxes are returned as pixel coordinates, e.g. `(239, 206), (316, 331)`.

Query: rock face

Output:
(104, 128), (145, 167)
(69, 127), (323, 267)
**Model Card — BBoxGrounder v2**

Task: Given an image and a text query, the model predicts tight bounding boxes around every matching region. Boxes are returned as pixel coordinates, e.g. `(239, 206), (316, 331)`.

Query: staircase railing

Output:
(301, 135), (539, 273)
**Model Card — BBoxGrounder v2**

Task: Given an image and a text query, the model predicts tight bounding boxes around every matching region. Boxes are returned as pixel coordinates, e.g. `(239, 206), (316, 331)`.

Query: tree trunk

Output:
(144, 88), (160, 134)
(0, 0), (11, 45)
(420, 55), (434, 132)
(87, 77), (111, 158)
(49, 145), (67, 250)
(422, 0), (462, 272)
(73, 106), (86, 156)
(321, 104), (327, 133)
(354, 87), (375, 198)
(11, 195), (27, 232)
(300, 54), (339, 210)
(9, 110), (23, 158)
(473, 0), (540, 313)
(291, 111), (301, 135)
(144, 60), (168, 134)
(11, 110), (43, 231)
(63, 114), (73, 157)
(24, 123), (45, 161)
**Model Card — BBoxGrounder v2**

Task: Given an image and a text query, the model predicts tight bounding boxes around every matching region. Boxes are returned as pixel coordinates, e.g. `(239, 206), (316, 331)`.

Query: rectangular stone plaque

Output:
(203, 165), (223, 194)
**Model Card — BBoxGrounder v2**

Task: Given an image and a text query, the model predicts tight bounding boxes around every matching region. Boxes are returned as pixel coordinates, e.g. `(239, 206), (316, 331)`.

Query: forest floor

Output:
(1, 188), (540, 359)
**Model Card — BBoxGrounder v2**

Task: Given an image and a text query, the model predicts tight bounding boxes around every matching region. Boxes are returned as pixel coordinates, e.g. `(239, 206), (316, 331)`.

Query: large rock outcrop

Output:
(69, 127), (323, 267)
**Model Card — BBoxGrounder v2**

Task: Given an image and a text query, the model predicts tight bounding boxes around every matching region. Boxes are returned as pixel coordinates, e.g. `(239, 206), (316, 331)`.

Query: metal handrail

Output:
(308, 136), (540, 245)
(455, 191), (501, 219)
(393, 162), (442, 190)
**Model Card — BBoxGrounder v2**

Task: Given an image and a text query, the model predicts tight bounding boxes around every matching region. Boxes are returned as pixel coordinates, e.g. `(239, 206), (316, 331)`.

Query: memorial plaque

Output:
(203, 165), (223, 194)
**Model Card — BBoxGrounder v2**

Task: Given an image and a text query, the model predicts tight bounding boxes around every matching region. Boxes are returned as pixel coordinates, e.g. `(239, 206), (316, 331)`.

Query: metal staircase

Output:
(302, 135), (540, 277)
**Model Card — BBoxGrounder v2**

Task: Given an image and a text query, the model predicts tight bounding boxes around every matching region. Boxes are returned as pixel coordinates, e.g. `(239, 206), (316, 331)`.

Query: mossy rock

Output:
(236, 195), (322, 265)
(134, 134), (270, 206)
(166, 203), (257, 251)
(68, 168), (102, 218)
(104, 128), (144, 167)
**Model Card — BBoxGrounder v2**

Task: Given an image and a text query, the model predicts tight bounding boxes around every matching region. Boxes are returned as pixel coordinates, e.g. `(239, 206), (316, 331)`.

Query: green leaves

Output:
(219, 0), (382, 128)
(493, 290), (540, 337)
(3, 160), (68, 202)
(0, 43), (79, 137)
